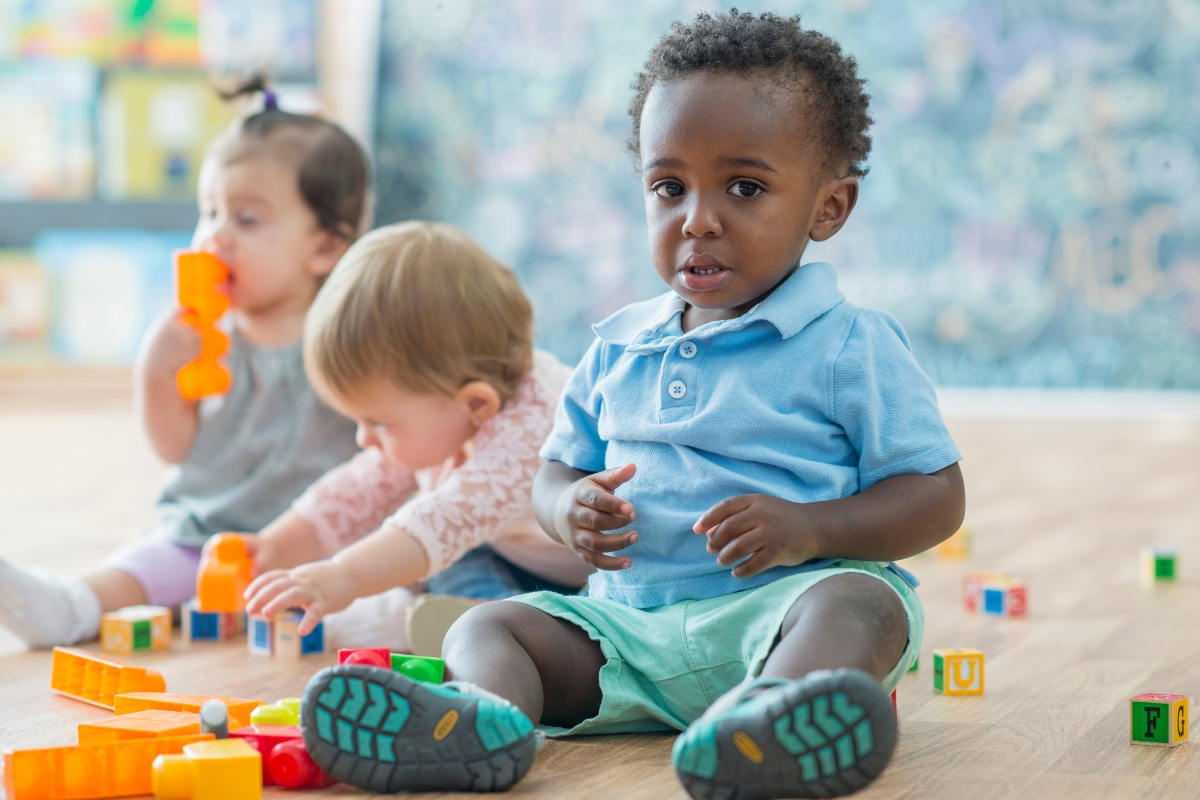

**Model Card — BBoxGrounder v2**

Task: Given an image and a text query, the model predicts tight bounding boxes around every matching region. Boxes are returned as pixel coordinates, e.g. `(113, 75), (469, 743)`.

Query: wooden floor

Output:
(1, 371), (1198, 799)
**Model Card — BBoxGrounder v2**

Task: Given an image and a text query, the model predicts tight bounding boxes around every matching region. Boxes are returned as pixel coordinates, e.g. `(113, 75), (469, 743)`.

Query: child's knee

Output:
(786, 572), (908, 642)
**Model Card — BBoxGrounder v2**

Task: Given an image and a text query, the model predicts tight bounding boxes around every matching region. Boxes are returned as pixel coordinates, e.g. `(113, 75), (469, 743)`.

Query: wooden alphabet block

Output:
(272, 611), (324, 659)
(101, 605), (172, 654)
(182, 598), (245, 643)
(1140, 546), (1177, 586)
(1130, 693), (1188, 746)
(932, 648), (984, 696)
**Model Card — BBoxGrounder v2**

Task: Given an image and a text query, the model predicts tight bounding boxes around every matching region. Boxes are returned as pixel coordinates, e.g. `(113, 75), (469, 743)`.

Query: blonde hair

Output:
(305, 221), (534, 404)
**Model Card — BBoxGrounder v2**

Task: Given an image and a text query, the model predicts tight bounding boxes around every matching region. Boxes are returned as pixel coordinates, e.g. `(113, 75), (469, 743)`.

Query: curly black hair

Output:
(627, 9), (872, 178)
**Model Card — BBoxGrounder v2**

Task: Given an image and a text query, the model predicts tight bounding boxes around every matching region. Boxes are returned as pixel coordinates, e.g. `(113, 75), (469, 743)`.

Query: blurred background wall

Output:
(2, 0), (1198, 390)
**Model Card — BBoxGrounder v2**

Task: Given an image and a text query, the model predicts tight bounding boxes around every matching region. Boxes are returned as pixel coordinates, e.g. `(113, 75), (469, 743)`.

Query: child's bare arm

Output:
(243, 521), (430, 635)
(134, 311), (202, 463)
(695, 462), (965, 579)
(250, 510), (327, 574)
(533, 460), (639, 570)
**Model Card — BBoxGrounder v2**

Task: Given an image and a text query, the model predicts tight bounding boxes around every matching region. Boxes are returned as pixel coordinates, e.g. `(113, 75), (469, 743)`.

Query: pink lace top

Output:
(291, 351), (593, 586)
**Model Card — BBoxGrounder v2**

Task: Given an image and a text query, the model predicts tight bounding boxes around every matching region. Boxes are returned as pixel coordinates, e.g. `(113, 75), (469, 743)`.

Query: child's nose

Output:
(681, 195), (723, 238)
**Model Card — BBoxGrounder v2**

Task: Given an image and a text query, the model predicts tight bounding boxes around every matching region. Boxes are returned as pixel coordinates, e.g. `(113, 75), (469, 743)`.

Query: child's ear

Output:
(455, 381), (502, 428)
(308, 229), (351, 278)
(809, 177), (859, 243)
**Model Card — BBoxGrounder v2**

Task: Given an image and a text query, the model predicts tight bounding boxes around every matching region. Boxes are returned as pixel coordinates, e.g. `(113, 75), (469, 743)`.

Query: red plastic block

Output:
(338, 647), (391, 668)
(175, 251), (231, 400)
(3, 733), (212, 800)
(229, 725), (336, 789)
(196, 534), (252, 613)
(50, 647), (166, 710)
(114, 693), (263, 732)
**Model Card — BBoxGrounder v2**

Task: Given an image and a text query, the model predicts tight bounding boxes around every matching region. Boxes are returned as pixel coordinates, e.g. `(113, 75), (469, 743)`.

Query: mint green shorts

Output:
(508, 560), (922, 737)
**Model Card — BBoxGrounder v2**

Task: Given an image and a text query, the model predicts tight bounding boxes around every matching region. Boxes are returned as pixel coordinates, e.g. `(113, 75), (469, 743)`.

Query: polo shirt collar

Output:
(593, 261), (844, 347)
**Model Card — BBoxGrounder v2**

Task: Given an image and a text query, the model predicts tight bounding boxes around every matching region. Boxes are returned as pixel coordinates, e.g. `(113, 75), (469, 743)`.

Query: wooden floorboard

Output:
(0, 372), (1197, 798)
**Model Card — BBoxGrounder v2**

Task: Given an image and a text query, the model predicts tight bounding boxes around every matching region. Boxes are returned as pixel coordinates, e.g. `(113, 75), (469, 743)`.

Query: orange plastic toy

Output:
(114, 693), (264, 731)
(175, 251), (232, 400)
(151, 738), (262, 800)
(50, 647), (166, 710)
(196, 533), (253, 613)
(3, 733), (213, 800)
(78, 710), (201, 744)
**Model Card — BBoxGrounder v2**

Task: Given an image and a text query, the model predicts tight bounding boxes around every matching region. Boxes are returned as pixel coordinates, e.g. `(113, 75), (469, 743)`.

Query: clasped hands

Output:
(553, 462), (818, 579)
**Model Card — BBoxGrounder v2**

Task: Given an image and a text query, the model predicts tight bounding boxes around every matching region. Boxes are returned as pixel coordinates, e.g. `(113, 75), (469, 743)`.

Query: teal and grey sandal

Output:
(673, 668), (896, 799)
(300, 664), (537, 793)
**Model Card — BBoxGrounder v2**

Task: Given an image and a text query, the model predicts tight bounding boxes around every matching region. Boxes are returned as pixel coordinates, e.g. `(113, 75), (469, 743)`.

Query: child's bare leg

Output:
(442, 601), (605, 728)
(761, 572), (907, 683)
(85, 568), (148, 611)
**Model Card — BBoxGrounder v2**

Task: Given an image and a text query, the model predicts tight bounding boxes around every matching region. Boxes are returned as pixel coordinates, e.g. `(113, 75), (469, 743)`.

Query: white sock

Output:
(0, 556), (102, 648)
(324, 587), (414, 653)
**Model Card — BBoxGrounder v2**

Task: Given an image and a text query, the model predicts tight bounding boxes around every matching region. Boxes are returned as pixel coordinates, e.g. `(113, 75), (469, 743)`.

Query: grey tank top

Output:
(154, 330), (360, 546)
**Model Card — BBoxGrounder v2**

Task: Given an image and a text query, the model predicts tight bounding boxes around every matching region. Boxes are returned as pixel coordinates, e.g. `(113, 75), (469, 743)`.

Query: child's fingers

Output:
(574, 545), (632, 571)
(298, 606), (326, 637)
(576, 481), (635, 518)
(730, 549), (772, 579)
(574, 527), (638, 554)
(260, 585), (313, 620)
(567, 503), (634, 532)
(704, 509), (759, 553)
(693, 495), (754, 533)
(589, 463), (637, 495)
(714, 527), (766, 569)
(244, 570), (289, 610)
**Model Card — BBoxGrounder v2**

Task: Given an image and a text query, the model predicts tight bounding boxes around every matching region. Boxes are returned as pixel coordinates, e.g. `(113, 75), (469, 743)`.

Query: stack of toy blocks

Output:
(934, 526), (971, 559)
(151, 738), (262, 799)
(962, 572), (1028, 617)
(182, 598), (245, 643)
(101, 605), (173, 655)
(175, 251), (232, 400)
(50, 647), (167, 710)
(114, 693), (264, 731)
(196, 534), (253, 614)
(247, 611), (324, 658)
(1130, 693), (1189, 747)
(932, 648), (984, 695)
(1140, 546), (1177, 586)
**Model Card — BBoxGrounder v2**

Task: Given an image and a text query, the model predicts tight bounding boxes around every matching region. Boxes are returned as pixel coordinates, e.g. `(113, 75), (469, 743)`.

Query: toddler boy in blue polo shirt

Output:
(299, 12), (967, 800)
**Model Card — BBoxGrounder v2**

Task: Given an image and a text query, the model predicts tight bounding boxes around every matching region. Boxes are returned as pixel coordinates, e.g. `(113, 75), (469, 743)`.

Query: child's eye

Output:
(654, 182), (685, 199)
(729, 181), (764, 198)
(235, 212), (260, 227)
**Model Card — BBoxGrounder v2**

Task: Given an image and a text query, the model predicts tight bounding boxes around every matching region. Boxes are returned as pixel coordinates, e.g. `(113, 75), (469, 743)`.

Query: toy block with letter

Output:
(151, 738), (261, 800)
(51, 647), (166, 709)
(196, 534), (253, 613)
(114, 693), (264, 731)
(247, 612), (323, 658)
(933, 648), (984, 696)
(934, 526), (971, 559)
(101, 605), (172, 654)
(1130, 693), (1189, 747)
(230, 724), (336, 789)
(963, 573), (1028, 617)
(1140, 547), (1177, 586)
(175, 251), (231, 400)
(182, 598), (244, 643)
(78, 710), (201, 744)
(3, 733), (212, 800)
(248, 616), (273, 656)
(390, 652), (446, 683)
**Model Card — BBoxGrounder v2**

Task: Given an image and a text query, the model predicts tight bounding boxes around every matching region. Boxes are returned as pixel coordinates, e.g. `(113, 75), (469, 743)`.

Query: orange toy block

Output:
(114, 693), (264, 731)
(50, 647), (166, 710)
(3, 733), (213, 800)
(78, 710), (201, 744)
(196, 533), (252, 613)
(152, 738), (262, 800)
(175, 251), (231, 400)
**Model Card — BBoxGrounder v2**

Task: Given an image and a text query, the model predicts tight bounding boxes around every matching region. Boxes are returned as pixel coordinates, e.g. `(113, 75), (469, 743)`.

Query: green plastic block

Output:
(390, 653), (445, 684)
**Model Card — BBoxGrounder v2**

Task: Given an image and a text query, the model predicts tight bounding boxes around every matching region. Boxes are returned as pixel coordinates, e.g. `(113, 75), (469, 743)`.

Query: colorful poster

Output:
(199, 0), (318, 79)
(373, 0), (1200, 389)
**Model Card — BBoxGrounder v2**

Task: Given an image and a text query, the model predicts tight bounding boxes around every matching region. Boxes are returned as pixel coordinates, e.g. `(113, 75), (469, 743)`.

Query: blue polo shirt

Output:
(541, 261), (962, 609)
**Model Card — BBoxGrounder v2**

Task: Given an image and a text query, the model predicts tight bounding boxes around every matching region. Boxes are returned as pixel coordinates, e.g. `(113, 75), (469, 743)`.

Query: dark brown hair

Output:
(211, 75), (371, 240)
(628, 9), (873, 178)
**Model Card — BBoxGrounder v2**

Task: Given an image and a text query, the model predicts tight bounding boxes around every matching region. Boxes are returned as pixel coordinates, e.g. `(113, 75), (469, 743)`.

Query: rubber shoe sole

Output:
(300, 664), (537, 792)
(673, 669), (897, 800)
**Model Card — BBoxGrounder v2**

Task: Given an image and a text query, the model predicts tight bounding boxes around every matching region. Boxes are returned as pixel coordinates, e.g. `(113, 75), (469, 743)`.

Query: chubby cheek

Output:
(377, 417), (473, 472)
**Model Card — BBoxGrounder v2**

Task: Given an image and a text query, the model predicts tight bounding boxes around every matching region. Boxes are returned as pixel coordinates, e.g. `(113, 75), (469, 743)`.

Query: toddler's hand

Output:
(243, 561), (358, 636)
(141, 309), (202, 380)
(694, 494), (817, 579)
(557, 463), (639, 571)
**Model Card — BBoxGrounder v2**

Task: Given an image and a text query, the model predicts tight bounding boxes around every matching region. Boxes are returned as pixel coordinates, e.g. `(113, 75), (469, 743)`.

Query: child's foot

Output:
(405, 594), (484, 657)
(0, 557), (101, 648)
(673, 668), (897, 800)
(301, 663), (537, 793)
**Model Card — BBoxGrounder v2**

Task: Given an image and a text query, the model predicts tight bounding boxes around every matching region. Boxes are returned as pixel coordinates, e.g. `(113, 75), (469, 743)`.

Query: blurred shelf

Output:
(0, 201), (198, 248)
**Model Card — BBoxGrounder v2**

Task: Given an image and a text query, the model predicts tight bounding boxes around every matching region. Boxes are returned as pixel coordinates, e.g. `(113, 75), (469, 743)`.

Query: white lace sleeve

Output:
(386, 363), (560, 577)
(293, 447), (420, 555)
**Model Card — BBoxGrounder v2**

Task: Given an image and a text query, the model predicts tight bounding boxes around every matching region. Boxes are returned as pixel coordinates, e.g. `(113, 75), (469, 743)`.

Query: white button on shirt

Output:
(679, 341), (697, 359)
(668, 380), (687, 399)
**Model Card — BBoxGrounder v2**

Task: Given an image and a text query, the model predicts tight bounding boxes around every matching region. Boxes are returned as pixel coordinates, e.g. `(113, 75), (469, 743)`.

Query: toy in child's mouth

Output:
(175, 251), (232, 400)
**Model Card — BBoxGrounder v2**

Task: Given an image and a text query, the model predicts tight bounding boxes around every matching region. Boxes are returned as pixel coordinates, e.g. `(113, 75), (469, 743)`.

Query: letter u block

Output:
(932, 648), (984, 696)
(1130, 693), (1189, 746)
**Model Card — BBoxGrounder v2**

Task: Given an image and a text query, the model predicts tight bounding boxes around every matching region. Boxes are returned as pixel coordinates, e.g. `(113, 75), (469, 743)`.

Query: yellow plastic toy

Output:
(175, 251), (232, 400)
(196, 533), (253, 613)
(152, 738), (262, 800)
